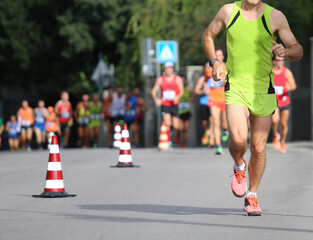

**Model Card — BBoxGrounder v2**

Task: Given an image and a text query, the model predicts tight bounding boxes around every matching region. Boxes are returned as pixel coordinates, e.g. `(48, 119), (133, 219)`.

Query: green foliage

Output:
(126, 0), (230, 66)
(0, 0), (312, 104)
(267, 0), (313, 48)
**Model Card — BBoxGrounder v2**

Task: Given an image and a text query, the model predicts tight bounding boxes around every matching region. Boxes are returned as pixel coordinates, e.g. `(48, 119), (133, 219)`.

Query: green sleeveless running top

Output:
(89, 101), (101, 114)
(225, 1), (276, 94)
(89, 101), (101, 121)
(178, 87), (191, 114)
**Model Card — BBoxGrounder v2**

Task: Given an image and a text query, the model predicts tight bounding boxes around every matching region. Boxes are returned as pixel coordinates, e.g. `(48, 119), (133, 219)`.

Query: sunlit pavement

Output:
(1, 142), (313, 240)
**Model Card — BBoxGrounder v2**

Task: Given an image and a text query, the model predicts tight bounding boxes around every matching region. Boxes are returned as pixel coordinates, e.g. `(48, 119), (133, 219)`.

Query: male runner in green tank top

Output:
(202, 0), (302, 216)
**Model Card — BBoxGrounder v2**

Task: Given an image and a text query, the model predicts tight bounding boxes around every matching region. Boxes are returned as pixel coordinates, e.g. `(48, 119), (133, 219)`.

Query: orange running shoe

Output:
(272, 135), (280, 150)
(231, 159), (247, 198)
(244, 195), (262, 216)
(279, 143), (286, 154)
(201, 135), (209, 145)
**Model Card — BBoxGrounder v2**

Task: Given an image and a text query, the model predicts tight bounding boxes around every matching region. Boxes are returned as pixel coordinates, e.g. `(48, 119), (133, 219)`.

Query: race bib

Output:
(179, 102), (190, 110)
(61, 111), (70, 119)
(91, 114), (100, 120)
(209, 78), (224, 89)
(126, 109), (136, 117)
(36, 115), (45, 124)
(163, 90), (176, 100)
(22, 120), (31, 127)
(79, 117), (89, 125)
(118, 109), (125, 115)
(274, 86), (284, 95)
(9, 128), (17, 135)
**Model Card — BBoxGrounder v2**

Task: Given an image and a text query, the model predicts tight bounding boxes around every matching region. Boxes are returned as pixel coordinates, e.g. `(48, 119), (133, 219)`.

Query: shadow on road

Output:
(79, 204), (242, 216)
(66, 205), (313, 234)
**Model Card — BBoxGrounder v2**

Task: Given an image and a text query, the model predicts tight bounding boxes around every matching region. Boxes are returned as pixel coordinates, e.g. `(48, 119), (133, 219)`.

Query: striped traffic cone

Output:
(158, 122), (169, 150)
(32, 135), (76, 198)
(111, 123), (139, 168)
(113, 122), (122, 148)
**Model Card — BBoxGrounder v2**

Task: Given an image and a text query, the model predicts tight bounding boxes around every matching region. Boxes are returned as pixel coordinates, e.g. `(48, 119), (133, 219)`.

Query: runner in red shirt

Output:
(272, 56), (297, 153)
(102, 88), (114, 148)
(151, 62), (184, 148)
(55, 91), (73, 148)
(133, 87), (147, 147)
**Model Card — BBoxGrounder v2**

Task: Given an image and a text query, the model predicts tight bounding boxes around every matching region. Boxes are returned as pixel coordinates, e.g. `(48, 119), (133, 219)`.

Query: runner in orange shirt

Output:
(45, 106), (61, 149)
(194, 63), (215, 147)
(17, 100), (34, 151)
(206, 49), (229, 154)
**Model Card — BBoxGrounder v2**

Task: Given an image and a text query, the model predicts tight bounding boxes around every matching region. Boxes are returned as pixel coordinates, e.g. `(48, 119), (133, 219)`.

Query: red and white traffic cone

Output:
(111, 123), (139, 168)
(32, 135), (76, 198)
(158, 122), (169, 150)
(113, 122), (122, 148)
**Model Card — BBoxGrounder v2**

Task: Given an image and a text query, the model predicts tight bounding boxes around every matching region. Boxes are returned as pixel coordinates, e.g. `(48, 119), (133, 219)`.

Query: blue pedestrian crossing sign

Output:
(156, 41), (178, 63)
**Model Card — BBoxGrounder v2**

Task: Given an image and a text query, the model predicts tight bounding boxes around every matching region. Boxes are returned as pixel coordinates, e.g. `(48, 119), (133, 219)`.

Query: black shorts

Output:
(105, 116), (114, 125)
(60, 123), (70, 133)
(278, 104), (290, 112)
(179, 112), (192, 121)
(135, 118), (143, 125)
(161, 105), (178, 117)
(199, 105), (211, 120)
(21, 125), (33, 131)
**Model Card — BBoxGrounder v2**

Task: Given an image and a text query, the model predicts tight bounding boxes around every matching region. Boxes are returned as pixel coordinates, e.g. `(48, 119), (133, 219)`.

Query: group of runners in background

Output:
(0, 88), (147, 151)
(0, 55), (296, 153)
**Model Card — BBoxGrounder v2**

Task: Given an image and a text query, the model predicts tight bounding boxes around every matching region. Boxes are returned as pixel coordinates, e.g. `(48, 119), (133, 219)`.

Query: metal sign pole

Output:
(310, 37), (313, 140)
(156, 62), (162, 138)
(175, 42), (179, 73)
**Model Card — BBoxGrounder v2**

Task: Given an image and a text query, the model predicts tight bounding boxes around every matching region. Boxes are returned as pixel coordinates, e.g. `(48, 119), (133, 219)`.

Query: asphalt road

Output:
(1, 142), (313, 240)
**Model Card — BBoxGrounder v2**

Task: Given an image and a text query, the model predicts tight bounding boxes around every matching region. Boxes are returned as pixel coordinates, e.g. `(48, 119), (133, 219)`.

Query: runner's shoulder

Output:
(284, 67), (294, 78)
(218, 3), (234, 25)
(270, 9), (287, 26)
(220, 3), (234, 16)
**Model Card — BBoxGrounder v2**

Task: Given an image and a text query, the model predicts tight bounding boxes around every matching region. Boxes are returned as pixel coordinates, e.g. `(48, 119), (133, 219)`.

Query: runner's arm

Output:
(43, 109), (49, 119)
(175, 76), (185, 103)
(69, 104), (73, 125)
(194, 76), (205, 95)
(54, 102), (60, 117)
(31, 109), (35, 123)
(202, 6), (228, 60)
(151, 77), (162, 106)
(17, 110), (21, 124)
(202, 4), (232, 81)
(271, 10), (303, 61)
(285, 68), (297, 91)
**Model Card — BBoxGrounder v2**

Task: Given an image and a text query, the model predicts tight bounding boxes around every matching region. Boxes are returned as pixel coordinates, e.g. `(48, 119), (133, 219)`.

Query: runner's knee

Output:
(230, 135), (247, 149)
(280, 121), (288, 129)
(250, 144), (266, 157)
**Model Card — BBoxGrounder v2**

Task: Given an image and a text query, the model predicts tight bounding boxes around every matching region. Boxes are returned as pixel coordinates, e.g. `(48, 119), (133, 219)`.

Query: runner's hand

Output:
(155, 98), (162, 106)
(212, 61), (222, 81)
(173, 96), (180, 104)
(272, 41), (286, 60)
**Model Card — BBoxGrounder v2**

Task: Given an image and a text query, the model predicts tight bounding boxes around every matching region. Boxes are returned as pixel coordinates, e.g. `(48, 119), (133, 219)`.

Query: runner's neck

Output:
(273, 66), (283, 74)
(164, 73), (175, 80)
(241, 1), (265, 20)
